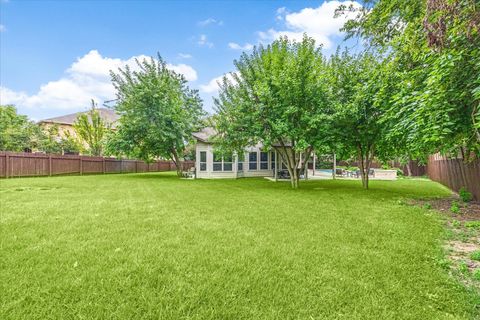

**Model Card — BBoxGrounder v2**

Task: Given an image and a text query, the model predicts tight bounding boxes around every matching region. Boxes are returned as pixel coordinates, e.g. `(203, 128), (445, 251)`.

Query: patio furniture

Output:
(182, 167), (195, 179)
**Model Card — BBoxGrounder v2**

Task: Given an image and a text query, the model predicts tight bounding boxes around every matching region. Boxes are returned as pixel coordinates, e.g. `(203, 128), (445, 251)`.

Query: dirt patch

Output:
(410, 196), (480, 220)
(410, 196), (480, 290)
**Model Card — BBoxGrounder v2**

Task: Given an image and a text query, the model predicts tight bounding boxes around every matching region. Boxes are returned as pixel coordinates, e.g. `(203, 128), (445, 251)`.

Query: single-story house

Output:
(192, 127), (297, 179)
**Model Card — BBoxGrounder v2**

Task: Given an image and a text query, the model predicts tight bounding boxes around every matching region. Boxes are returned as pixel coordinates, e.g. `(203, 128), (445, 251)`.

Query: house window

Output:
(213, 152), (222, 171)
(213, 152), (233, 171)
(223, 154), (233, 171)
(237, 153), (244, 171)
(249, 152), (257, 170)
(260, 152), (269, 170)
(271, 152), (276, 170)
(200, 151), (207, 171)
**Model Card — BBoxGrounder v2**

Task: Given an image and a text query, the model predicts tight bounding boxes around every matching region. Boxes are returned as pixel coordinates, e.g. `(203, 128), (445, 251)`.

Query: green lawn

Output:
(1, 173), (478, 319)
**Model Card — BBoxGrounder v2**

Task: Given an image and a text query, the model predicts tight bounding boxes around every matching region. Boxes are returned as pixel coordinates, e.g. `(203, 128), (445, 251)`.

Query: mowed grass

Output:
(1, 173), (478, 319)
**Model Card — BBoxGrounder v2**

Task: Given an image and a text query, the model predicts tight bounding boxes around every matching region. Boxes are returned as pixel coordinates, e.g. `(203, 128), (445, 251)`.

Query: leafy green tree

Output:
(40, 124), (82, 155)
(0, 105), (43, 152)
(73, 100), (108, 156)
(107, 55), (204, 176)
(327, 50), (395, 189)
(215, 36), (331, 188)
(338, 0), (480, 159)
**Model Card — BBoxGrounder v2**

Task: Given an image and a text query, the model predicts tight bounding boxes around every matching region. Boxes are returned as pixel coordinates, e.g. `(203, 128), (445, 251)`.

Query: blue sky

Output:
(0, 0), (360, 120)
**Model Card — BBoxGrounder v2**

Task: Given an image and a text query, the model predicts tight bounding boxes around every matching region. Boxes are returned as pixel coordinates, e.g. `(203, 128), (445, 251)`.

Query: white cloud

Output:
(200, 73), (237, 94)
(276, 7), (287, 20)
(177, 53), (192, 59)
(198, 18), (223, 27)
(166, 63), (197, 81)
(0, 50), (198, 112)
(228, 42), (254, 51)
(0, 24), (5, 32)
(198, 34), (213, 48)
(258, 1), (362, 49)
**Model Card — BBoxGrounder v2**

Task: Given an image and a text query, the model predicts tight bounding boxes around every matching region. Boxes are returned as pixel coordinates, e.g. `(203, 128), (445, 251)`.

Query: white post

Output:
(274, 150), (278, 181)
(234, 151), (238, 178)
(313, 152), (316, 176)
(332, 153), (336, 180)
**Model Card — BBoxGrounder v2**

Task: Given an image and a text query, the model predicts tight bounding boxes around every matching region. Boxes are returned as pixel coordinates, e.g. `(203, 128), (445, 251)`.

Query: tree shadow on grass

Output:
(120, 172), (450, 200)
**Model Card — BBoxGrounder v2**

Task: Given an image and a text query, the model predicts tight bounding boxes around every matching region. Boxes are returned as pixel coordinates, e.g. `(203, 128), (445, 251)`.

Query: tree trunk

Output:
(405, 161), (412, 177)
(276, 142), (300, 189)
(171, 148), (182, 177)
(357, 145), (371, 189)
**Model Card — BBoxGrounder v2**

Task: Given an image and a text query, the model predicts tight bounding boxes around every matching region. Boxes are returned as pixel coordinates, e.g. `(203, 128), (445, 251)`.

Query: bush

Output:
(470, 251), (480, 261)
(450, 201), (460, 214)
(465, 221), (480, 229)
(459, 187), (473, 203)
(458, 261), (469, 274)
(473, 269), (480, 281)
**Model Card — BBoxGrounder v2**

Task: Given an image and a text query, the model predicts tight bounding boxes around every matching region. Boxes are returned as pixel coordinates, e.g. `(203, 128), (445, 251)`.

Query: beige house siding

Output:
(40, 123), (78, 139)
(195, 141), (275, 179)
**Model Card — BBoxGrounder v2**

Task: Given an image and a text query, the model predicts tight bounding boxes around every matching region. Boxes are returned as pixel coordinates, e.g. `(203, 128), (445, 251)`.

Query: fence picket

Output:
(0, 151), (194, 179)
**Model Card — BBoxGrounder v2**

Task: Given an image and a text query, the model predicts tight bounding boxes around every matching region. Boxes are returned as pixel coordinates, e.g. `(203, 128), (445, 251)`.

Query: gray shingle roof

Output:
(192, 127), (217, 143)
(39, 108), (120, 128)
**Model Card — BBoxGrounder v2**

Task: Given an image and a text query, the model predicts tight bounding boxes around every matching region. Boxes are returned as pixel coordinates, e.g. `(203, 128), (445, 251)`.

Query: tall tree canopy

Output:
(73, 100), (108, 156)
(215, 36), (331, 188)
(338, 0), (480, 159)
(0, 105), (81, 154)
(0, 105), (43, 152)
(107, 55), (204, 176)
(327, 50), (395, 189)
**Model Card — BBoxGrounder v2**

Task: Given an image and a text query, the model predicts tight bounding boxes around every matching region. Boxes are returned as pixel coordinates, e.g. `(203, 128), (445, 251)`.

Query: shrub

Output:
(459, 187), (473, 203)
(451, 220), (461, 228)
(470, 251), (480, 261)
(473, 269), (480, 281)
(458, 261), (469, 274)
(450, 201), (460, 214)
(465, 221), (480, 229)
(423, 202), (432, 209)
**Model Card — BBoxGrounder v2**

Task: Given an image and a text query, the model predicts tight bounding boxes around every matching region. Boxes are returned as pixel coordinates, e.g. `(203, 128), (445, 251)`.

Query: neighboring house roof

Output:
(192, 127), (217, 143)
(38, 108), (120, 128)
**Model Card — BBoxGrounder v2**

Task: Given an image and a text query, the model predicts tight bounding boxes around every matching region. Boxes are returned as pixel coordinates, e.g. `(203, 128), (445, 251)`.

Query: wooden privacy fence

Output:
(0, 151), (194, 178)
(427, 154), (480, 201)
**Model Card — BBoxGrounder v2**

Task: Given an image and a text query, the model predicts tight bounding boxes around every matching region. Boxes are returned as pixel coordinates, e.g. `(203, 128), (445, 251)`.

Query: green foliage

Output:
(473, 269), (480, 281)
(458, 260), (469, 275)
(107, 54), (204, 176)
(451, 220), (461, 228)
(40, 125), (82, 154)
(470, 251), (480, 261)
(423, 203), (432, 210)
(326, 50), (395, 188)
(450, 201), (460, 214)
(0, 105), (43, 152)
(215, 35), (331, 188)
(465, 221), (480, 229)
(339, 0), (480, 159)
(73, 100), (108, 156)
(459, 187), (473, 203)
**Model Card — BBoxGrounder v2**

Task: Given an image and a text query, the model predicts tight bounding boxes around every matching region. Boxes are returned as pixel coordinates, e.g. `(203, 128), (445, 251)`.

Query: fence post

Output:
(135, 161), (138, 173)
(80, 156), (83, 175)
(5, 153), (9, 178)
(48, 155), (52, 176)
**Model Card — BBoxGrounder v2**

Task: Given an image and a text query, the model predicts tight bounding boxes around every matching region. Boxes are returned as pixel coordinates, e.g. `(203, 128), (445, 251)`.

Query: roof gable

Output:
(39, 108), (120, 128)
